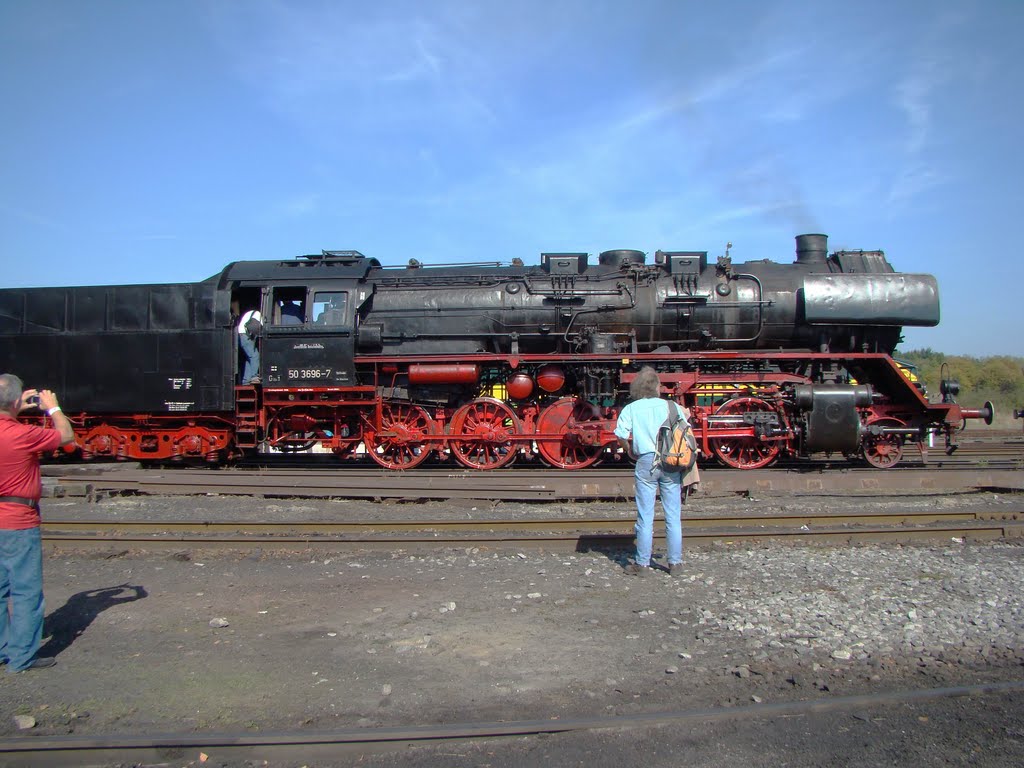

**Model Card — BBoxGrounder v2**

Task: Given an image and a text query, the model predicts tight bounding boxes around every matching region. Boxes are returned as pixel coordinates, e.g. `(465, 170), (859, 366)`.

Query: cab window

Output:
(271, 287), (306, 326)
(313, 291), (347, 325)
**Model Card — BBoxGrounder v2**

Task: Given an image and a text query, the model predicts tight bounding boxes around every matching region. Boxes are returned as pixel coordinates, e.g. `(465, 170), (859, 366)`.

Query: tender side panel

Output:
(0, 282), (234, 414)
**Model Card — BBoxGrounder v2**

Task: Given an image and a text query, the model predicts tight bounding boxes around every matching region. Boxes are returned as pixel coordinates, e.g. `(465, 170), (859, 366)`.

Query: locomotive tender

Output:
(0, 234), (992, 470)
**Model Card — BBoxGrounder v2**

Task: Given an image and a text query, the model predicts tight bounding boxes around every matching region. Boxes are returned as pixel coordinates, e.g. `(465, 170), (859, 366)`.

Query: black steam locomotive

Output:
(0, 234), (992, 469)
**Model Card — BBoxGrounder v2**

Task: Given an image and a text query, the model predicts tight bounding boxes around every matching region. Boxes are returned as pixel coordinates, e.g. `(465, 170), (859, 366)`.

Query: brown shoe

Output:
(623, 563), (648, 577)
(668, 563), (683, 577)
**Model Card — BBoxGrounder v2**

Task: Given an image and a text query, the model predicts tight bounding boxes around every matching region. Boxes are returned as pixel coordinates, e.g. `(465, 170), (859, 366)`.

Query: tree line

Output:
(895, 349), (1023, 427)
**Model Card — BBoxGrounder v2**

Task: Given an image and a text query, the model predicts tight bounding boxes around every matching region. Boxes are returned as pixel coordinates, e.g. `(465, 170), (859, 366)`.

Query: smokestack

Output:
(795, 233), (828, 265)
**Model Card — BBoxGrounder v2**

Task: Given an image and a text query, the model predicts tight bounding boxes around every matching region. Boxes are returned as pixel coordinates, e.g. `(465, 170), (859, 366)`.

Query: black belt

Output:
(0, 496), (40, 511)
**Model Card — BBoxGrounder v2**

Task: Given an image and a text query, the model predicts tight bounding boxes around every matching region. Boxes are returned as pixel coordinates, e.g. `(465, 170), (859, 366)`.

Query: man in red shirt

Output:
(0, 373), (75, 672)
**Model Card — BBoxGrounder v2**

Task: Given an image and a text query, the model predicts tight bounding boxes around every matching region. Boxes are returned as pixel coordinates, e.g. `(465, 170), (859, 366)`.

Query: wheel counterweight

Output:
(535, 397), (605, 469)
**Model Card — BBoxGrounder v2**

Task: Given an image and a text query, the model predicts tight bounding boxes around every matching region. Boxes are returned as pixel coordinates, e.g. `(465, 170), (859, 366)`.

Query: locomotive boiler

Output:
(351, 233), (938, 360)
(0, 234), (992, 470)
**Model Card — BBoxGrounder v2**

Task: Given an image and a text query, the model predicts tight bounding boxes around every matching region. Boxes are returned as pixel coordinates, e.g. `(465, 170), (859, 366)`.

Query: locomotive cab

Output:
(227, 283), (359, 388)
(261, 284), (357, 387)
(221, 251), (380, 389)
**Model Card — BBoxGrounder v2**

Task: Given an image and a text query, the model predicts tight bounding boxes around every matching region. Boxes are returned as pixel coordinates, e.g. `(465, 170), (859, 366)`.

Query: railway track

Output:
(40, 508), (1024, 552)
(38, 433), (1024, 549)
(2, 681), (1022, 768)
(49, 462), (1024, 502)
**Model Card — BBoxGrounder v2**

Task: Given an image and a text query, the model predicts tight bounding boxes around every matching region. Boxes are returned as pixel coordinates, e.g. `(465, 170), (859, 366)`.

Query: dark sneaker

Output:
(668, 563), (684, 577)
(16, 657), (56, 672)
(623, 563), (648, 577)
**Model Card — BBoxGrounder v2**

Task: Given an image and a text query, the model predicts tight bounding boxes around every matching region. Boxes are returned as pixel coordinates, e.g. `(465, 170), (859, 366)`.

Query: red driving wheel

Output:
(709, 397), (781, 469)
(448, 398), (521, 470)
(364, 403), (436, 470)
(535, 397), (604, 469)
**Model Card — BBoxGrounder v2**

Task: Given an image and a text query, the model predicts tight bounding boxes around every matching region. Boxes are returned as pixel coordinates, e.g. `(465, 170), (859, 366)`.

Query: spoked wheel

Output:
(536, 397), (604, 469)
(862, 417), (905, 469)
(709, 397), (781, 469)
(448, 398), (521, 470)
(364, 403), (436, 470)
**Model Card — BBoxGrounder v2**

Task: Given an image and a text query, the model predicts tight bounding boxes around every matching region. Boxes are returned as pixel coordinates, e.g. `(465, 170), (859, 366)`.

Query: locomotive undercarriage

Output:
(55, 415), (235, 463)
(44, 354), (989, 470)
(226, 351), (990, 471)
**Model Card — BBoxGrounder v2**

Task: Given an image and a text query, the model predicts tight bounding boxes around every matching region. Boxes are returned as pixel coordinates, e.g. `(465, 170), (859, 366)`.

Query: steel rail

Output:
(39, 522), (1023, 552)
(52, 466), (1024, 501)
(40, 508), (1020, 534)
(1, 681), (1021, 768)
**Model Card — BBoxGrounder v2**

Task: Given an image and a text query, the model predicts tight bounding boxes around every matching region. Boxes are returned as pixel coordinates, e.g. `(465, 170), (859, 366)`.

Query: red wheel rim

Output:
(862, 417), (905, 469)
(448, 398), (521, 470)
(364, 403), (435, 470)
(536, 397), (604, 469)
(710, 397), (781, 469)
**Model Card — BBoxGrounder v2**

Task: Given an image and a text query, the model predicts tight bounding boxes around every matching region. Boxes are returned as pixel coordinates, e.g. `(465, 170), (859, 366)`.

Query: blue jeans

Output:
(632, 453), (683, 567)
(0, 527), (45, 672)
(239, 334), (260, 384)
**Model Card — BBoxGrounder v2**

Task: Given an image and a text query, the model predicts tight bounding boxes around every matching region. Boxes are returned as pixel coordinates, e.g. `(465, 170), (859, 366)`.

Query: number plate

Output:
(286, 368), (334, 381)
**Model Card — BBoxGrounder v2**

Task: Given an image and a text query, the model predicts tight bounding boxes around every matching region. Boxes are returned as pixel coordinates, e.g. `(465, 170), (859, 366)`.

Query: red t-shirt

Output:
(0, 415), (63, 529)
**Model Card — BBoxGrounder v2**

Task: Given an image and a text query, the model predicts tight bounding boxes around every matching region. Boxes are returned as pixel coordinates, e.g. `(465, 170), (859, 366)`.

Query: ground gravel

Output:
(1, 488), (1023, 767)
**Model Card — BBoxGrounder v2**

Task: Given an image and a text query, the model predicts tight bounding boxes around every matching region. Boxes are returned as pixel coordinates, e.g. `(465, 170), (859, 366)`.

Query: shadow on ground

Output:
(40, 584), (148, 658)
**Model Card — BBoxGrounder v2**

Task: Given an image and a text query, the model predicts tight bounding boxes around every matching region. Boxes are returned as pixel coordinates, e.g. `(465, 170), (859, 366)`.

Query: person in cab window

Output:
(237, 308), (262, 385)
(279, 300), (304, 325)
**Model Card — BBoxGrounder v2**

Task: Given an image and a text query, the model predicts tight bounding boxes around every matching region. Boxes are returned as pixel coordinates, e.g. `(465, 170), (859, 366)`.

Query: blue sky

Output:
(1, 0), (1020, 356)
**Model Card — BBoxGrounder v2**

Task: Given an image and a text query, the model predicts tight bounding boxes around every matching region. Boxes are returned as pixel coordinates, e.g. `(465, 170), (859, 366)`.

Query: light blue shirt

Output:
(615, 398), (676, 456)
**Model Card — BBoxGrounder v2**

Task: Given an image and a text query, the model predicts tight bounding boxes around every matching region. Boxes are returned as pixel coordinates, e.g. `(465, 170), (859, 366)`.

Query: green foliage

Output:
(895, 349), (1024, 427)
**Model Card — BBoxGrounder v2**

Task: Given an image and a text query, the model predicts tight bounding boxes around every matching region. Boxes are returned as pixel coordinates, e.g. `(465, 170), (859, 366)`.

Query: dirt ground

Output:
(2, 488), (1024, 767)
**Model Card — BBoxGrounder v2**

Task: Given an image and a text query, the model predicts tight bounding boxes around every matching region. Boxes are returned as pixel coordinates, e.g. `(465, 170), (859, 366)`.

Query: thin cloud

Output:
(207, 3), (497, 135)
(379, 36), (443, 83)
(0, 203), (60, 229)
(887, 9), (969, 206)
(616, 49), (805, 134)
(893, 57), (942, 157)
(887, 165), (945, 206)
(280, 193), (320, 218)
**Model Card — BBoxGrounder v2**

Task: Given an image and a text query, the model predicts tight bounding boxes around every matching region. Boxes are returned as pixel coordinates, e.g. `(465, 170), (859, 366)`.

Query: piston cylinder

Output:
(795, 384), (872, 453)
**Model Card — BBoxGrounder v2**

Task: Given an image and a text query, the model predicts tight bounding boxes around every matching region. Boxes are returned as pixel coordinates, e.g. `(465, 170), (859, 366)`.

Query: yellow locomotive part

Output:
(850, 361), (921, 388)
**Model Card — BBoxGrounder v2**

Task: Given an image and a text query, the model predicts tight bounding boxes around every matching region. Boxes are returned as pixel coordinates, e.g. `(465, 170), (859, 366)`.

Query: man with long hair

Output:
(614, 366), (684, 576)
